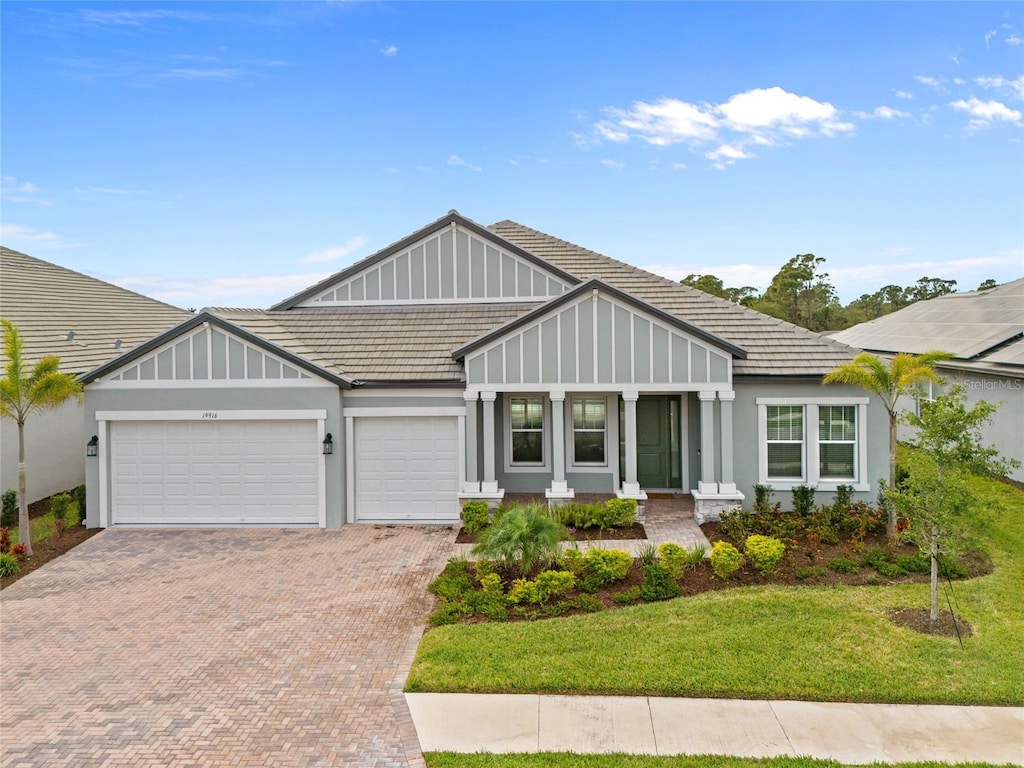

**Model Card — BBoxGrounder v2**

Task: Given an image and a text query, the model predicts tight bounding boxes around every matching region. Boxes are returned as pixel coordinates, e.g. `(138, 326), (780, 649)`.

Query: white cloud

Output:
(1, 177), (51, 206)
(111, 272), (333, 308)
(894, 90), (914, 100)
(73, 186), (146, 196)
(78, 9), (213, 27)
(949, 97), (1023, 128)
(600, 159), (625, 169)
(0, 223), (73, 248)
(985, 29), (998, 48)
(914, 75), (944, 89)
(953, 77), (966, 86)
(829, 252), (1024, 294)
(643, 262), (777, 291)
(975, 75), (1024, 100)
(380, 44), (398, 56)
(447, 155), (482, 172)
(854, 106), (912, 120)
(671, 162), (688, 171)
(592, 86), (853, 168)
(160, 67), (243, 80)
(301, 235), (369, 264)
(1007, 34), (1022, 46)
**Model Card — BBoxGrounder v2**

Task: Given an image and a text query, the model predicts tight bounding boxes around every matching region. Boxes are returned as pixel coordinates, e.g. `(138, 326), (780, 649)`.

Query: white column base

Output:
(698, 480), (719, 494)
(618, 483), (648, 500)
(718, 482), (738, 494)
(480, 481), (500, 494)
(691, 490), (745, 525)
(461, 481), (481, 494)
(458, 488), (505, 509)
(544, 487), (575, 503)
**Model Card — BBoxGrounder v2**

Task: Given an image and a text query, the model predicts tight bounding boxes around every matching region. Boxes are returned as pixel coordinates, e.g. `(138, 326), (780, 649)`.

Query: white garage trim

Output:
(347, 413), (464, 524)
(97, 410), (328, 527)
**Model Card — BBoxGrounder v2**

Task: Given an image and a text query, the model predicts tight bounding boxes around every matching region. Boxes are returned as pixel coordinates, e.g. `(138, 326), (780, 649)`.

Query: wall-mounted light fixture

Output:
(86, 435), (99, 457)
(322, 433), (334, 455)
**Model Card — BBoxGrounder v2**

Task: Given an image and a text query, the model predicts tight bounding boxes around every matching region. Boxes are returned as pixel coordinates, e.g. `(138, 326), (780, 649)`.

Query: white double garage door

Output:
(109, 415), (459, 526)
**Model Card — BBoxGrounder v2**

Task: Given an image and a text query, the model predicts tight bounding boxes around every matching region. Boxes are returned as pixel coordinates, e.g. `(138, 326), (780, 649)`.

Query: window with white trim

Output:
(572, 397), (606, 465)
(510, 396), (544, 464)
(757, 397), (870, 490)
(818, 405), (856, 479)
(766, 405), (804, 480)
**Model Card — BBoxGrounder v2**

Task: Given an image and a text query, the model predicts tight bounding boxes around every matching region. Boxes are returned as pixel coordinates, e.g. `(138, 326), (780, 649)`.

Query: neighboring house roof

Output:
(220, 214), (860, 383)
(0, 247), (190, 375)
(829, 278), (1024, 378)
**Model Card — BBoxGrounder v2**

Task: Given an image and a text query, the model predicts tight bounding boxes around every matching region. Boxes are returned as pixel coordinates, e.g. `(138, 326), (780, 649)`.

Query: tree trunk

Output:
(17, 420), (33, 557)
(930, 537), (939, 623)
(887, 413), (898, 540)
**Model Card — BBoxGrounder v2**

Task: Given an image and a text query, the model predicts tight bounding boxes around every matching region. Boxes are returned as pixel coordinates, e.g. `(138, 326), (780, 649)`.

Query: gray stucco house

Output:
(830, 278), (1024, 482)
(82, 211), (887, 528)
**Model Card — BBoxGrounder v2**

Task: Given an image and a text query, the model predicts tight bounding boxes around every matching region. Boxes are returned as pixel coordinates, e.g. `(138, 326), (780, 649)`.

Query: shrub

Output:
(478, 572), (503, 596)
(860, 547), (889, 570)
(832, 484), (854, 509)
(710, 541), (742, 579)
(576, 548), (633, 592)
(657, 542), (687, 580)
(937, 556), (968, 580)
(471, 505), (566, 575)
(1, 490), (16, 528)
(834, 502), (886, 542)
(827, 557), (859, 574)
(0, 552), (20, 578)
(875, 561), (907, 578)
(612, 585), (643, 604)
(744, 535), (786, 575)
(11, 543), (27, 558)
(75, 484), (87, 523)
(640, 562), (681, 601)
(896, 551), (932, 574)
(795, 566), (825, 580)
(791, 485), (816, 517)
(753, 484), (775, 514)
(509, 570), (575, 605)
(50, 492), (76, 524)
(719, 506), (801, 542)
(603, 498), (637, 528)
(428, 601), (473, 626)
(636, 541), (659, 567)
(461, 501), (490, 534)
(0, 527), (10, 554)
(428, 558), (476, 602)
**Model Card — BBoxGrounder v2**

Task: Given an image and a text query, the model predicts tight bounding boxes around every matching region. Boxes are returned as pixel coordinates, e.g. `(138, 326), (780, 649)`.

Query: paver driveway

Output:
(0, 526), (455, 768)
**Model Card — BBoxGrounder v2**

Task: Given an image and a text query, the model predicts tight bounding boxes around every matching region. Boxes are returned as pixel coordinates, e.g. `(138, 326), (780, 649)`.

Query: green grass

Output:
(8, 505), (81, 546)
(408, 474), (1024, 705)
(425, 754), (1014, 768)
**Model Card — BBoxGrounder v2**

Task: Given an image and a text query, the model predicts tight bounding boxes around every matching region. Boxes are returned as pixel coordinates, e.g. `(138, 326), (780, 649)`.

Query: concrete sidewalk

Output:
(406, 693), (1024, 765)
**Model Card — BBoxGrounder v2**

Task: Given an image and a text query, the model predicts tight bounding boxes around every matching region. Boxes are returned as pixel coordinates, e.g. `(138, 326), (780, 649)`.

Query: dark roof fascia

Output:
(453, 277), (748, 361)
(80, 311), (353, 388)
(733, 374), (826, 385)
(270, 211), (582, 310)
(349, 379), (465, 389)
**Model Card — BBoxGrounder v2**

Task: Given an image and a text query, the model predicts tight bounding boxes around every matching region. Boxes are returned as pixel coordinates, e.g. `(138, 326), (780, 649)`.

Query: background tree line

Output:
(682, 254), (998, 333)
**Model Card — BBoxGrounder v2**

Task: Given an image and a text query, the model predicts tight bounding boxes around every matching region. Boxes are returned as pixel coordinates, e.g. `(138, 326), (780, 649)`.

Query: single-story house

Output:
(0, 247), (190, 503)
(830, 278), (1024, 481)
(82, 211), (887, 528)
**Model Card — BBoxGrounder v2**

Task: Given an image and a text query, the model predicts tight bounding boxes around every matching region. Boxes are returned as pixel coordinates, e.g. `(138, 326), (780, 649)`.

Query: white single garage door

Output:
(111, 420), (320, 525)
(354, 416), (459, 523)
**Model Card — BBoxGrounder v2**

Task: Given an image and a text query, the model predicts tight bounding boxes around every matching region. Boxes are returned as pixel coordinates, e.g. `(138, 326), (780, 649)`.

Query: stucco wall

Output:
(84, 386), (344, 527)
(1, 400), (85, 504)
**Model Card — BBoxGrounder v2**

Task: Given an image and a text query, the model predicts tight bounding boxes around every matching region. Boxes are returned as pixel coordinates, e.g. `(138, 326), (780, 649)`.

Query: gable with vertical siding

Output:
(459, 286), (736, 389)
(297, 221), (572, 306)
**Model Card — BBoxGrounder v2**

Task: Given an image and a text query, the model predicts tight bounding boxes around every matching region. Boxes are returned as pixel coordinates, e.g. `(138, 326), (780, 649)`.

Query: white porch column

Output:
(546, 391), (573, 499)
(718, 391), (737, 494)
(462, 391), (480, 493)
(621, 390), (641, 497)
(480, 391), (498, 494)
(698, 390), (718, 494)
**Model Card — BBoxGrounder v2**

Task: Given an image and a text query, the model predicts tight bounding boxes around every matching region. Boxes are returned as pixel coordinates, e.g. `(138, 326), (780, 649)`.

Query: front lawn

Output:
(425, 756), (1012, 768)
(407, 474), (1024, 705)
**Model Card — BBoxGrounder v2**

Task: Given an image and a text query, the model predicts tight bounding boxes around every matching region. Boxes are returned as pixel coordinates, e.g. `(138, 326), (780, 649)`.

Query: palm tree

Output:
(0, 319), (83, 556)
(823, 350), (953, 538)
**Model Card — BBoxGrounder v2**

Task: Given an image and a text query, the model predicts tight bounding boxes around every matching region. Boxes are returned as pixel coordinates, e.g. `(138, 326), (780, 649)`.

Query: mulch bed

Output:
(888, 608), (974, 638)
(455, 522), (647, 544)
(1, 492), (102, 590)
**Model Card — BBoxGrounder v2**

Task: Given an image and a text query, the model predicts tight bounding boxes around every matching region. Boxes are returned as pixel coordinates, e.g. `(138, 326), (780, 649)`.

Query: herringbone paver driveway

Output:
(0, 526), (455, 768)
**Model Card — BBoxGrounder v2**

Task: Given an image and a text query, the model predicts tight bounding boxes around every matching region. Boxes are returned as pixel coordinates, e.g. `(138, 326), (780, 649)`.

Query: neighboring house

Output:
(0, 247), (190, 502)
(830, 278), (1024, 482)
(82, 211), (887, 528)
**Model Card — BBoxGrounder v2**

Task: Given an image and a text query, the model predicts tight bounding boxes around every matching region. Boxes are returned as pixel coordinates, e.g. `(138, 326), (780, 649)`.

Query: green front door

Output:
(620, 395), (682, 489)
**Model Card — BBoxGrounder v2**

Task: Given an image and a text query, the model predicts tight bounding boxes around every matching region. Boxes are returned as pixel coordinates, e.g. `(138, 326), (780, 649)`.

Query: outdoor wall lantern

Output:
(86, 435), (99, 457)
(322, 433), (334, 456)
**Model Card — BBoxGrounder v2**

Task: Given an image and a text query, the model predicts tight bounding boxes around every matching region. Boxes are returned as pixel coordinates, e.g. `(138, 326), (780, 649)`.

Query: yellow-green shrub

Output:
(744, 534), (786, 575)
(710, 541), (742, 579)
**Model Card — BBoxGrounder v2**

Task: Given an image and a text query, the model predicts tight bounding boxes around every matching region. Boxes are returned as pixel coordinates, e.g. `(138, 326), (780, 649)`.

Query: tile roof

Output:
(489, 220), (860, 377)
(223, 217), (861, 382)
(0, 247), (191, 375)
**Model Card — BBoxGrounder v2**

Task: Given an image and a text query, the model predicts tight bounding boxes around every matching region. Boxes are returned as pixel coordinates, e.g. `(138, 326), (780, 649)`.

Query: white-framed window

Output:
(913, 380), (936, 418)
(766, 405), (805, 480)
(571, 397), (607, 465)
(756, 397), (870, 490)
(509, 396), (545, 465)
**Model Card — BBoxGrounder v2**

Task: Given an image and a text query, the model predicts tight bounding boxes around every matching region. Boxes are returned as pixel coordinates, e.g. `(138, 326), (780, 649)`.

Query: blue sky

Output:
(2, 1), (1022, 309)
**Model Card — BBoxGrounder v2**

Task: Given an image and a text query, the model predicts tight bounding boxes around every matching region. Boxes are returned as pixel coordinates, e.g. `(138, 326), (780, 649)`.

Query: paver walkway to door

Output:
(0, 526), (455, 768)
